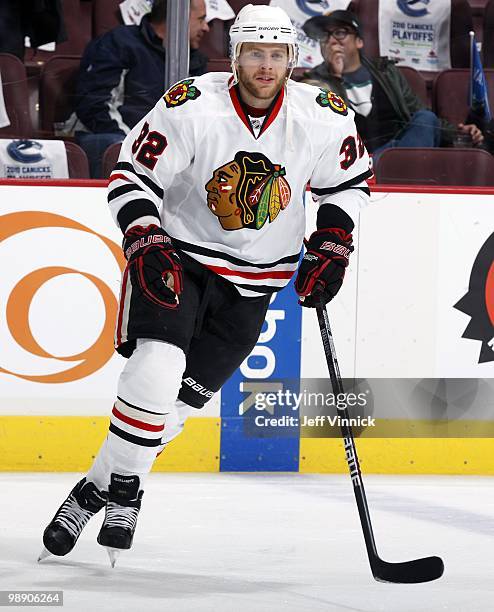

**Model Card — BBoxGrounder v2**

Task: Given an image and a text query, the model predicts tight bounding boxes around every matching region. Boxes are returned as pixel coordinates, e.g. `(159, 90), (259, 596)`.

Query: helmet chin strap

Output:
(230, 60), (239, 86)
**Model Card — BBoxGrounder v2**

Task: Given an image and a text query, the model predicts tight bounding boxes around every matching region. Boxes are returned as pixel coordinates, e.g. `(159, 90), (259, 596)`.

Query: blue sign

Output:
(220, 281), (302, 471)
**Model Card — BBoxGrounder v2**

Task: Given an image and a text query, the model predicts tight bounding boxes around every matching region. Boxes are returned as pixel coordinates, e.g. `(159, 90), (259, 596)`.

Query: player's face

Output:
(205, 162), (243, 229)
(189, 0), (209, 49)
(236, 43), (289, 103)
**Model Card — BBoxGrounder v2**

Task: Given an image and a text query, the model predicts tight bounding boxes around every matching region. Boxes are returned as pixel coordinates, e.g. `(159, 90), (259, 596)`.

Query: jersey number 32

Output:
(132, 122), (168, 171)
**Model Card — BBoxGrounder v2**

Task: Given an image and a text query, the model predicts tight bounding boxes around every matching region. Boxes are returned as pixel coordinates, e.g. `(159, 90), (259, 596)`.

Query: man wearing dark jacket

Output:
(301, 10), (483, 162)
(75, 0), (209, 178)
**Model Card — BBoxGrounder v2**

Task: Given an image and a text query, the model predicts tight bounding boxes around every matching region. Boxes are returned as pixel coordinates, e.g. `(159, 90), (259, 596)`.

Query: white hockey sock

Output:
(87, 339), (186, 491)
(155, 400), (193, 456)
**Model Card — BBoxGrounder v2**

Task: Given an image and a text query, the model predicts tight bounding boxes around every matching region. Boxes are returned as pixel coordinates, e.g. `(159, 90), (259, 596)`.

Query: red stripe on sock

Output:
(112, 406), (164, 432)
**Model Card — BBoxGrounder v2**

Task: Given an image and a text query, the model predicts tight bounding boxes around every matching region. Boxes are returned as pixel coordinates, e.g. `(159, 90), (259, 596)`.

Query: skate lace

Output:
(55, 493), (95, 539)
(104, 502), (139, 532)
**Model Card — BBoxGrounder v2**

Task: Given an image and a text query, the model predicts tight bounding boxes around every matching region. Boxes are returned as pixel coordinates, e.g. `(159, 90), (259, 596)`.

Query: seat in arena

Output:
(433, 68), (494, 125)
(398, 66), (429, 106)
(64, 141), (91, 178)
(374, 147), (494, 186)
(38, 55), (81, 137)
(0, 53), (33, 138)
(102, 141), (122, 179)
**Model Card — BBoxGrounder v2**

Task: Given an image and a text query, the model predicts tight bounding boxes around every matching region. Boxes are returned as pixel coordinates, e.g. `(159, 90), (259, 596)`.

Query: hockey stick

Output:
(315, 303), (444, 583)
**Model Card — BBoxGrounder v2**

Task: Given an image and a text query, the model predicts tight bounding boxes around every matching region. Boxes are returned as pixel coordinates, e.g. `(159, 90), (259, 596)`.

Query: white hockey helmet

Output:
(229, 4), (299, 72)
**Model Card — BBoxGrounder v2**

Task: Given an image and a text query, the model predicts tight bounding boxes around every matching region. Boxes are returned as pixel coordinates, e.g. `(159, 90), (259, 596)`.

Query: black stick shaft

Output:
(315, 304), (380, 568)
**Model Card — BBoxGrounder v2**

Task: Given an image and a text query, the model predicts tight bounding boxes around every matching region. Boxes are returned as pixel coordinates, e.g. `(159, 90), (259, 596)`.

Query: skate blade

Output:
(105, 547), (121, 568)
(37, 548), (52, 563)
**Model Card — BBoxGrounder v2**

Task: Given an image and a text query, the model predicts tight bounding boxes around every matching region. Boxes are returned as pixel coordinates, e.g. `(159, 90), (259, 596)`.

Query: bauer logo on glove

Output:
(124, 232), (172, 259)
(295, 227), (353, 308)
(122, 224), (183, 309)
(319, 240), (352, 259)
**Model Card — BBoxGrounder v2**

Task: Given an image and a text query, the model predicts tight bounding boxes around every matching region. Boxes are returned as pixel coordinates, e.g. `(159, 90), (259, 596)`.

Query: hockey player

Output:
(40, 3), (371, 566)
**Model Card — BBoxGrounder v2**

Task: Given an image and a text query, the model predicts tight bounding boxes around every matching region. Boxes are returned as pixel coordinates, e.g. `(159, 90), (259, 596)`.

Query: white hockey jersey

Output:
(108, 72), (372, 296)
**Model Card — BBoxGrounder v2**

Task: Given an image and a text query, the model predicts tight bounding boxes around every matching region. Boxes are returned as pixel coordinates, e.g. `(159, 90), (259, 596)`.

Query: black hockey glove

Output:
(295, 227), (353, 307)
(123, 224), (183, 309)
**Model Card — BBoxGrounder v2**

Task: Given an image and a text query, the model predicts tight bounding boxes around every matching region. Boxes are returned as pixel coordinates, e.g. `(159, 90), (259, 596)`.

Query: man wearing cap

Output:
(301, 10), (483, 160)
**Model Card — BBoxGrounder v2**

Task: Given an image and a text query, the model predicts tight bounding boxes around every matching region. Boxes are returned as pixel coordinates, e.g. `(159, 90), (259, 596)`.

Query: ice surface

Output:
(0, 473), (492, 612)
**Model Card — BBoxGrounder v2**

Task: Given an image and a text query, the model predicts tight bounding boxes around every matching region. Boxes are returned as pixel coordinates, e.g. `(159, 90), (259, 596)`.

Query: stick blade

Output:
(372, 555), (444, 584)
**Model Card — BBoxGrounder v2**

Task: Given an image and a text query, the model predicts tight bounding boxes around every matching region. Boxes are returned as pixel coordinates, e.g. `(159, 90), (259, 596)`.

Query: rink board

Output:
(0, 181), (493, 473)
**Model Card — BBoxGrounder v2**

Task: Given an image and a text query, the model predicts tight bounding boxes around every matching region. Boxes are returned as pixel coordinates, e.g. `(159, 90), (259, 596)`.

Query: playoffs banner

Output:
(0, 139), (69, 179)
(270, 0), (351, 68)
(379, 0), (451, 71)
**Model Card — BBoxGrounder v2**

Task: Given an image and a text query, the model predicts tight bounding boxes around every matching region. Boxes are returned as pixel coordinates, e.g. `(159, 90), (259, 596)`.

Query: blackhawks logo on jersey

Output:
(316, 89), (348, 116)
(163, 79), (201, 108)
(205, 151), (292, 231)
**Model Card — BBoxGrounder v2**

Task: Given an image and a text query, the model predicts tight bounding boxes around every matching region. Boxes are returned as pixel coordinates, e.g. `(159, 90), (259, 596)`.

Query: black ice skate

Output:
(97, 474), (143, 567)
(39, 478), (107, 561)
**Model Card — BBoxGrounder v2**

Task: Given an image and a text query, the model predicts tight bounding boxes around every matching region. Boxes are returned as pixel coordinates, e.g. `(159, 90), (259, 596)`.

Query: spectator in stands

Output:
(75, 0), (209, 178)
(0, 0), (67, 60)
(300, 10), (484, 162)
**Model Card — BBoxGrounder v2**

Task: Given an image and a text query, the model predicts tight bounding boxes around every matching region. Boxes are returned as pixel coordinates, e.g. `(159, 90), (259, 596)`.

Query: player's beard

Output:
(237, 66), (287, 103)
